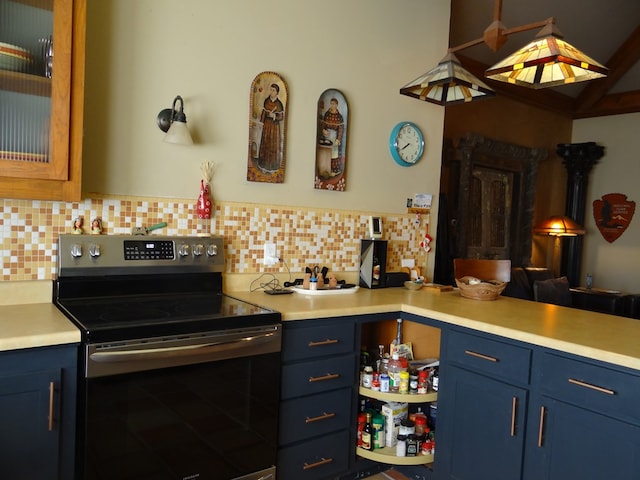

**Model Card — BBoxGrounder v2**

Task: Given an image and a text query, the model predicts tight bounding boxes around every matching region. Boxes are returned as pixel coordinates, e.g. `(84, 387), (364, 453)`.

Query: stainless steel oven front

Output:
(80, 324), (281, 480)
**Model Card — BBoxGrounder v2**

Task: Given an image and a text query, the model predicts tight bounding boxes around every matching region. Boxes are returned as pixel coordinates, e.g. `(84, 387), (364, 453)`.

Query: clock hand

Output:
(401, 143), (411, 150)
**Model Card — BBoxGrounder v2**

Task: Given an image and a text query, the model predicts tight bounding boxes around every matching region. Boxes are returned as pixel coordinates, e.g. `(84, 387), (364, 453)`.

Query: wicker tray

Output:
(455, 276), (506, 301)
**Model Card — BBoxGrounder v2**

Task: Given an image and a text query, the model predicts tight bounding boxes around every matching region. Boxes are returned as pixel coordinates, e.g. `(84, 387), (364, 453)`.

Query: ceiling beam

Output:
(573, 90), (640, 119)
(574, 25), (640, 115)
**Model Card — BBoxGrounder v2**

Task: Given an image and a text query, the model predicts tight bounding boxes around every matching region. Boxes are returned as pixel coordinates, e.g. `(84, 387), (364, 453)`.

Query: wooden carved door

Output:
(467, 166), (512, 259)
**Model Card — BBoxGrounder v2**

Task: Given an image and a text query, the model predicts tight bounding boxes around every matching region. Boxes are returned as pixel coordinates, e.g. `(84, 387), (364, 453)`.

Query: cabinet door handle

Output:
(48, 381), (55, 432)
(303, 457), (334, 470)
(309, 373), (340, 382)
(464, 349), (499, 362)
(308, 339), (339, 347)
(510, 396), (517, 437)
(568, 378), (616, 395)
(306, 412), (336, 423)
(537, 406), (546, 448)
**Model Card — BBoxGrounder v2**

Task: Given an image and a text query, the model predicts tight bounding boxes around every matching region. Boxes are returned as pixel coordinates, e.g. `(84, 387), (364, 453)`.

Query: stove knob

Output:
(178, 243), (190, 257)
(193, 244), (204, 256)
(71, 244), (83, 258)
(89, 244), (101, 258)
(207, 244), (218, 256)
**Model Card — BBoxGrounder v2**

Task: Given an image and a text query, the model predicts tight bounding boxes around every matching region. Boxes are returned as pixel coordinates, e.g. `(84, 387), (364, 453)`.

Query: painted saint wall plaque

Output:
(247, 72), (288, 183)
(593, 193), (635, 243)
(315, 89), (348, 191)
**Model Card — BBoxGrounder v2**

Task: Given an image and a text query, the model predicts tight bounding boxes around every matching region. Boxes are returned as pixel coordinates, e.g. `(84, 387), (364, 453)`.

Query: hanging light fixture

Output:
(157, 95), (194, 145)
(400, 0), (608, 105)
(400, 52), (495, 106)
(485, 20), (608, 88)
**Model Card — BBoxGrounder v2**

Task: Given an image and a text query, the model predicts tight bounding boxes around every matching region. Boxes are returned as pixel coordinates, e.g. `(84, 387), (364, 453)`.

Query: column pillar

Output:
(556, 142), (604, 286)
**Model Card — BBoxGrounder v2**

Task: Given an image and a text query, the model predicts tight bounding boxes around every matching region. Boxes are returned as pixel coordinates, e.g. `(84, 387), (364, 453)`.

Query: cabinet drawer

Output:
(538, 352), (640, 424)
(279, 388), (353, 445)
(446, 330), (531, 384)
(282, 321), (355, 362)
(278, 430), (350, 480)
(281, 353), (356, 399)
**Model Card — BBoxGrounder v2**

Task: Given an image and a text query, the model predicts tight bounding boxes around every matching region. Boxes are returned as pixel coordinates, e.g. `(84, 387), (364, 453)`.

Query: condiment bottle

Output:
(418, 369), (429, 394)
(388, 352), (404, 392)
(362, 366), (373, 388)
(362, 413), (374, 451)
(396, 434), (407, 457)
(409, 369), (419, 394)
(399, 370), (410, 394)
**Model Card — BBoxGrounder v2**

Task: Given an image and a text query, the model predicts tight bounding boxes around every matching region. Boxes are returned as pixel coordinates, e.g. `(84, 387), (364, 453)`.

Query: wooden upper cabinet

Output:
(0, 0), (85, 201)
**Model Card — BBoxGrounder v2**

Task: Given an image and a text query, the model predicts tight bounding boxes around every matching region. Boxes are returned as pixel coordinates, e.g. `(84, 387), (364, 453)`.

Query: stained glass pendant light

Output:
(400, 52), (495, 106)
(485, 22), (608, 88)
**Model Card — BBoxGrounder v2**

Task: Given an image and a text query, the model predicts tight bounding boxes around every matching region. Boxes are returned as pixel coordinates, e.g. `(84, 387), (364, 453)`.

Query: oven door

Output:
(78, 325), (281, 480)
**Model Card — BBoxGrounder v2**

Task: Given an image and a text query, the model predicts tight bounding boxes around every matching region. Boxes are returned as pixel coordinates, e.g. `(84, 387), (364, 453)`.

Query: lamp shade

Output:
(533, 215), (585, 236)
(164, 120), (193, 145)
(485, 23), (608, 89)
(400, 52), (495, 106)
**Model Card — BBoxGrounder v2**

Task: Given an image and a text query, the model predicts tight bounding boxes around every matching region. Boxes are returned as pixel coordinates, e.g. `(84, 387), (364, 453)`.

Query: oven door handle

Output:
(89, 331), (277, 363)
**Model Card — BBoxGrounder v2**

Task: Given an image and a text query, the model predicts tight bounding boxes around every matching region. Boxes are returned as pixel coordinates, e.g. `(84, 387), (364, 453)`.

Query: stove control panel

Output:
(57, 235), (225, 276)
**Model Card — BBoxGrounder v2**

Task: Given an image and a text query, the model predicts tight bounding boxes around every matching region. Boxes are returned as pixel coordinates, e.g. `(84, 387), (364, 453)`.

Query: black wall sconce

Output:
(157, 95), (193, 145)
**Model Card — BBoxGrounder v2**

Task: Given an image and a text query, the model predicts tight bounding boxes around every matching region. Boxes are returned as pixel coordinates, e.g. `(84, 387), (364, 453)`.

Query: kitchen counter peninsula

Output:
(227, 286), (640, 370)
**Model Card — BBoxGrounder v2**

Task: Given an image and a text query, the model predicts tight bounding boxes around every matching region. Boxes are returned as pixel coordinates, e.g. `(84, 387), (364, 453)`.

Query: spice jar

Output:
(362, 366), (373, 388)
(399, 418), (415, 437)
(396, 434), (407, 457)
(418, 369), (429, 394)
(406, 434), (419, 456)
(409, 369), (419, 394)
(399, 370), (410, 394)
(379, 373), (390, 393)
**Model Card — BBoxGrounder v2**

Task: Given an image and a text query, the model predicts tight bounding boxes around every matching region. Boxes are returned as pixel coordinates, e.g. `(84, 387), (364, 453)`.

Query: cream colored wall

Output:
(82, 0), (449, 217)
(572, 112), (640, 293)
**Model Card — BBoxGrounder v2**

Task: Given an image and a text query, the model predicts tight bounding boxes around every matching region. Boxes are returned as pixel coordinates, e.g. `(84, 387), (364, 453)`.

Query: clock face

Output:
(390, 122), (425, 166)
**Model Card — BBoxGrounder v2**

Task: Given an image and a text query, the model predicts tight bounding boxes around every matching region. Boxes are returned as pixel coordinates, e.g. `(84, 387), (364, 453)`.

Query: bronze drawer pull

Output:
(537, 406), (546, 447)
(568, 378), (615, 395)
(48, 381), (55, 432)
(308, 339), (339, 347)
(306, 412), (336, 423)
(309, 373), (340, 382)
(303, 457), (334, 470)
(464, 349), (499, 362)
(510, 396), (517, 437)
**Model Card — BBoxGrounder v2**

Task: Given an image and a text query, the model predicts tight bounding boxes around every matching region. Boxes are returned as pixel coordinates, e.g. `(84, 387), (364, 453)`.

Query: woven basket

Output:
(455, 276), (506, 301)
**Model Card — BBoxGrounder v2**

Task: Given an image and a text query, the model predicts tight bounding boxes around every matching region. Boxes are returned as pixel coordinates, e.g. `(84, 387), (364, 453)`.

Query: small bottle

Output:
(379, 373), (390, 393)
(393, 318), (403, 347)
(418, 370), (429, 394)
(406, 434), (419, 456)
(388, 352), (404, 392)
(586, 273), (593, 290)
(362, 366), (373, 388)
(372, 414), (385, 449)
(362, 413), (374, 451)
(357, 413), (366, 447)
(399, 370), (410, 394)
(309, 277), (318, 290)
(396, 434), (407, 457)
(409, 369), (419, 394)
(431, 366), (439, 392)
(375, 344), (385, 373)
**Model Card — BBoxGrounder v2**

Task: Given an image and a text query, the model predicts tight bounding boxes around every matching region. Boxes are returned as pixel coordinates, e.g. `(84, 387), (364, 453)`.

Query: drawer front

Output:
(281, 353), (356, 399)
(446, 329), (532, 384)
(279, 388), (353, 445)
(282, 321), (355, 362)
(538, 352), (640, 424)
(278, 430), (350, 480)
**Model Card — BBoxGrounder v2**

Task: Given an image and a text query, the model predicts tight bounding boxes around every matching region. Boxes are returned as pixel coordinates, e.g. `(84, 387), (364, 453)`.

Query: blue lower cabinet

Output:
(278, 430), (351, 480)
(435, 365), (528, 480)
(524, 397), (640, 480)
(0, 345), (78, 480)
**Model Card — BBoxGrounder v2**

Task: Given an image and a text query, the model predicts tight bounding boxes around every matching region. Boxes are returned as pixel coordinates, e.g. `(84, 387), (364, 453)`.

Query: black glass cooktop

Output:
(56, 292), (280, 343)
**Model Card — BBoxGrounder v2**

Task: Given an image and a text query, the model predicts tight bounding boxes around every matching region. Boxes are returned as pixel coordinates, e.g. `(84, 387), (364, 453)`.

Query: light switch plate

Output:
(264, 243), (278, 265)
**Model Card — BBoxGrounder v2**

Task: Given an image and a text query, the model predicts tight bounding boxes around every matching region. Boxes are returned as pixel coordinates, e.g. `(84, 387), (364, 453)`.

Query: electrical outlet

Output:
(263, 243), (278, 266)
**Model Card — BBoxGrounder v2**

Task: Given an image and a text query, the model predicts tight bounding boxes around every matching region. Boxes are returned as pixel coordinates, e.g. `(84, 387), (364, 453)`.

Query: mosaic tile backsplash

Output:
(0, 195), (434, 281)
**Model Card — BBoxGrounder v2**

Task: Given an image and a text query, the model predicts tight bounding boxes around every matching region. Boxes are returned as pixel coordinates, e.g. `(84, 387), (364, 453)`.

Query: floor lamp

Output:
(533, 216), (585, 277)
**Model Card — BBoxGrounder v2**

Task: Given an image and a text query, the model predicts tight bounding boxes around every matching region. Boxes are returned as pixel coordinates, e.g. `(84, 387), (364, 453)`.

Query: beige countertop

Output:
(227, 286), (640, 371)
(0, 303), (81, 352)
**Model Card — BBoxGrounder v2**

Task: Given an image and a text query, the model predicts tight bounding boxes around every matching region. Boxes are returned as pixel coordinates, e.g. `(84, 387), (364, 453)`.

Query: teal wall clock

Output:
(389, 122), (425, 167)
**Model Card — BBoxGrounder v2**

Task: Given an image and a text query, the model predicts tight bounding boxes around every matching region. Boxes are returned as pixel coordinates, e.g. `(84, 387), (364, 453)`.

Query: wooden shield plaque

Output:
(593, 193), (635, 243)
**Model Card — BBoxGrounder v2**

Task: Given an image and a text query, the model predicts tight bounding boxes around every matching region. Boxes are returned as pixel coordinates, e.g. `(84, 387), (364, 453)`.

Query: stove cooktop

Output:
(56, 293), (280, 343)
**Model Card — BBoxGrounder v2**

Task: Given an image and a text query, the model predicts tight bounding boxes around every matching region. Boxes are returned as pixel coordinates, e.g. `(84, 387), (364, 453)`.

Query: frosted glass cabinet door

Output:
(0, 0), (84, 201)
